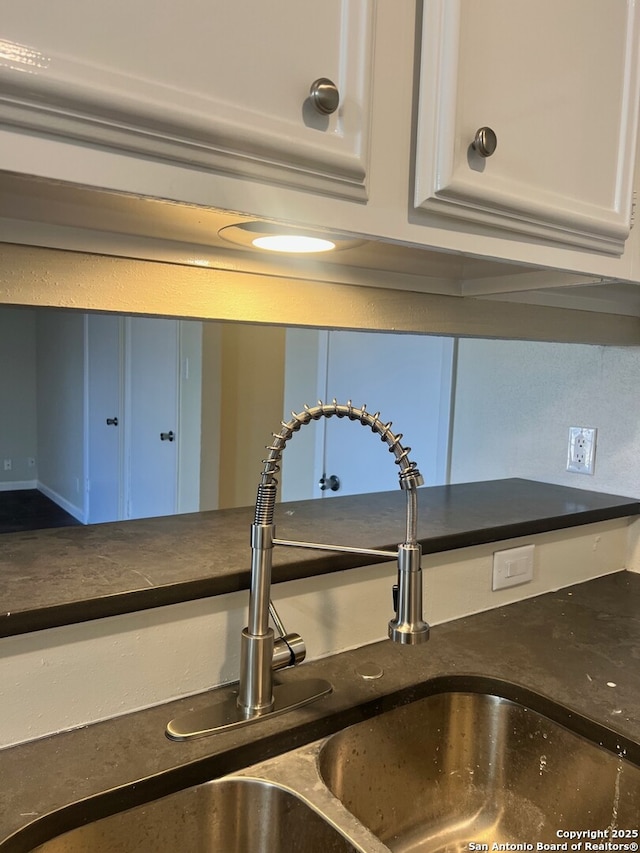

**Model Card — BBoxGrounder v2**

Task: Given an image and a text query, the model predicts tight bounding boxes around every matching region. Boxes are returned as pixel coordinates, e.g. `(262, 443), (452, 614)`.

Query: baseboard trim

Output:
(0, 480), (38, 492)
(37, 481), (86, 524)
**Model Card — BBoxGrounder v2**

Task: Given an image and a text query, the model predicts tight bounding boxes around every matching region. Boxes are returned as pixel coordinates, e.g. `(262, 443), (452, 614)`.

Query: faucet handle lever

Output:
(269, 601), (307, 669)
(273, 633), (306, 670)
(268, 600), (288, 638)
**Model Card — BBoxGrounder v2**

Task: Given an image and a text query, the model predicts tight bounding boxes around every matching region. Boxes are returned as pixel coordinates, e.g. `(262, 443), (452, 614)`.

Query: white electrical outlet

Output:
(567, 426), (597, 475)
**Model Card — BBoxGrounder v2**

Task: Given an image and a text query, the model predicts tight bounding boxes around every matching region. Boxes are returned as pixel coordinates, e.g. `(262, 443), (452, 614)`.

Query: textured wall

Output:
(451, 339), (640, 499)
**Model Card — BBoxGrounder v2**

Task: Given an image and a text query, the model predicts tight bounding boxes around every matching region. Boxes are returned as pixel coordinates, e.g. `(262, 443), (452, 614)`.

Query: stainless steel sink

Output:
(30, 777), (361, 853)
(318, 690), (640, 853)
(15, 682), (640, 853)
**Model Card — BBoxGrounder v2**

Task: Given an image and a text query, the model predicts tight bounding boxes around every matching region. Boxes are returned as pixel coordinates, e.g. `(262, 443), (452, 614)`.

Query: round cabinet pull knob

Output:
(160, 430), (175, 442)
(472, 126), (498, 158)
(309, 77), (340, 115)
(106, 417), (118, 426)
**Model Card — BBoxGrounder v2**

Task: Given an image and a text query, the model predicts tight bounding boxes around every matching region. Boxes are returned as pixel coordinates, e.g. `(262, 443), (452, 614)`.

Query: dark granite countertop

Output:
(1, 570), (639, 852)
(1, 478), (638, 638)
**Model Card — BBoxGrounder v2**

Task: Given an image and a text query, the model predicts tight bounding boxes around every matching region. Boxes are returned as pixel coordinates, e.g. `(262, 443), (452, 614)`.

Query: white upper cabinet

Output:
(4, 0), (640, 305)
(0, 0), (373, 200)
(414, 0), (640, 254)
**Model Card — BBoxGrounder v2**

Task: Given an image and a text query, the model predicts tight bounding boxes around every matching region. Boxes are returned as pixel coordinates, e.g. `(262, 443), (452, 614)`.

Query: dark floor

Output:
(0, 489), (82, 534)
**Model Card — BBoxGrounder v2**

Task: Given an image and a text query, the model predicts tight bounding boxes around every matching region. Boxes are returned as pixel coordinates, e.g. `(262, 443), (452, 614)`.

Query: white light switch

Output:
(492, 544), (534, 591)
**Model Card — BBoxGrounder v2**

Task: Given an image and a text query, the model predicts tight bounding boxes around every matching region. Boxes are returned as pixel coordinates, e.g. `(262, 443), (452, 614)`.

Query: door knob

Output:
(319, 473), (341, 492)
(106, 417), (118, 426)
(160, 431), (175, 442)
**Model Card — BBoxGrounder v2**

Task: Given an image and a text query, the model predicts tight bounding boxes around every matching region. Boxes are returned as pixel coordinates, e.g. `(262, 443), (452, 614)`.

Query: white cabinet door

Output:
(0, 1), (373, 201)
(414, 0), (640, 254)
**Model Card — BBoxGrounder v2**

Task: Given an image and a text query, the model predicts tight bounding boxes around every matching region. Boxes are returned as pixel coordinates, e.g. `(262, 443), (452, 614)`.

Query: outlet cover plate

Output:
(567, 426), (597, 475)
(492, 544), (534, 591)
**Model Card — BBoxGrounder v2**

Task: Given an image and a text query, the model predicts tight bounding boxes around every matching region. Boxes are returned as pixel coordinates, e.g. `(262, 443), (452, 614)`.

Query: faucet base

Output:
(388, 621), (430, 644)
(166, 678), (333, 741)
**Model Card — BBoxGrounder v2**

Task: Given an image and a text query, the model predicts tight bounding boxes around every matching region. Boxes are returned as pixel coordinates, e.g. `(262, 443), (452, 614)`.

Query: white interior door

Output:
(86, 314), (123, 523)
(281, 330), (455, 501)
(125, 317), (179, 519)
(321, 332), (454, 497)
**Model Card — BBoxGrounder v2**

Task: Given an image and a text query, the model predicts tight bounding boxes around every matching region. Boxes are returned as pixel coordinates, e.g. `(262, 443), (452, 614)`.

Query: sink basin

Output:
(13, 682), (640, 853)
(30, 777), (360, 853)
(318, 690), (640, 852)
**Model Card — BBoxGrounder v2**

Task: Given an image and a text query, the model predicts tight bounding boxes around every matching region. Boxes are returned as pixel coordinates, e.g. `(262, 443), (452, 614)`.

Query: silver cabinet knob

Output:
(472, 126), (498, 158)
(106, 417), (118, 426)
(309, 77), (340, 115)
(160, 430), (175, 442)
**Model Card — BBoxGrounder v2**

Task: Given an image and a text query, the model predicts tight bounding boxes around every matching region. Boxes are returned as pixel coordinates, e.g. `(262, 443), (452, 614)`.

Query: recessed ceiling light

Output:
(218, 221), (362, 255)
(251, 234), (336, 253)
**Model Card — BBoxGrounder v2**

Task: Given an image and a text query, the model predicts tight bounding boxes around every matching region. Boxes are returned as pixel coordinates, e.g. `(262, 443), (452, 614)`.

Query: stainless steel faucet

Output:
(167, 400), (429, 741)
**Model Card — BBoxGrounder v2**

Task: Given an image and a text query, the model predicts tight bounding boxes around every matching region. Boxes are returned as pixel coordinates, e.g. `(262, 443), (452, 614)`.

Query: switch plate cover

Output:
(492, 544), (535, 591)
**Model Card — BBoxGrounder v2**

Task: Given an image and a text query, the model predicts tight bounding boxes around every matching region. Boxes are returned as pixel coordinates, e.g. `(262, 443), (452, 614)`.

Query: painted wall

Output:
(0, 518), (628, 748)
(0, 307), (38, 488)
(450, 339), (640, 499)
(35, 310), (86, 518)
(217, 323), (286, 509)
